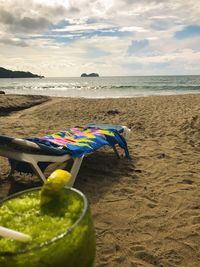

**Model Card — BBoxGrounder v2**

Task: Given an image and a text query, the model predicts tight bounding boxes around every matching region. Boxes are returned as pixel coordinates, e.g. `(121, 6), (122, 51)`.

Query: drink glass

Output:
(0, 187), (96, 267)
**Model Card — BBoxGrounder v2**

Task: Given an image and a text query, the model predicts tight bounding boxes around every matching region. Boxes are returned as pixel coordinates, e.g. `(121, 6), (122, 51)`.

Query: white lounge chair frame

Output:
(0, 126), (130, 186)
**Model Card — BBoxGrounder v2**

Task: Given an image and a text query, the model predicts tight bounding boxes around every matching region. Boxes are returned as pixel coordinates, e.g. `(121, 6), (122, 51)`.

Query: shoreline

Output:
(0, 93), (200, 266)
(1, 91), (200, 100)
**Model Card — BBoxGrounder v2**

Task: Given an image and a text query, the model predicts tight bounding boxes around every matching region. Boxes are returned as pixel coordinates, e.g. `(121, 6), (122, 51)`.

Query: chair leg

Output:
(30, 162), (46, 183)
(7, 161), (18, 178)
(68, 156), (84, 187)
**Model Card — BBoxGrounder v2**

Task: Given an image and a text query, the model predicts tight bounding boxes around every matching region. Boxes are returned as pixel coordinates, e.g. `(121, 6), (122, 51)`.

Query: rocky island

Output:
(0, 67), (44, 78)
(81, 73), (99, 77)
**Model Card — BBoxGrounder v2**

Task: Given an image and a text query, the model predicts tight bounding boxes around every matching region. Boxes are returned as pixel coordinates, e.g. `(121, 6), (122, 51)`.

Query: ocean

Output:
(0, 75), (200, 98)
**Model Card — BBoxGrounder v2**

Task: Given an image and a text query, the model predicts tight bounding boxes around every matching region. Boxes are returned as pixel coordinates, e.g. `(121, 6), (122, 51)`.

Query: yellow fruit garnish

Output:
(40, 169), (72, 212)
(44, 169), (72, 191)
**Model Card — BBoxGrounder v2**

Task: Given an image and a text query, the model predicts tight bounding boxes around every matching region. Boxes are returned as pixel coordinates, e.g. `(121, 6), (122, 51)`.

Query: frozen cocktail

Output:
(0, 174), (96, 267)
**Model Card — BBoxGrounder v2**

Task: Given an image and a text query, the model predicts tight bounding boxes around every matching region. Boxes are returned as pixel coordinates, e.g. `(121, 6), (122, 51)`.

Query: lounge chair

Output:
(0, 124), (130, 186)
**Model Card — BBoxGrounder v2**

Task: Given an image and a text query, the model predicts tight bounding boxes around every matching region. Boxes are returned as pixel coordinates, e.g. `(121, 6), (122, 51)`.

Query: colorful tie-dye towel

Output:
(28, 126), (130, 158)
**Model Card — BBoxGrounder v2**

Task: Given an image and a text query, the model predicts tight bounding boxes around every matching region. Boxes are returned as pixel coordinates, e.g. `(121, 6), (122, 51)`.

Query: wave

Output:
(111, 85), (200, 90)
(1, 76), (200, 98)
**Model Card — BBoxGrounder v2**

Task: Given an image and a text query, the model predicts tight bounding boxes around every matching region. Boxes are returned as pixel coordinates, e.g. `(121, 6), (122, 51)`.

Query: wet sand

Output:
(0, 94), (200, 266)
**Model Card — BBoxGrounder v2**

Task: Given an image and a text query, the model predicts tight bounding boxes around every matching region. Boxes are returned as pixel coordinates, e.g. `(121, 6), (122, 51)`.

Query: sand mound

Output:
(0, 94), (49, 116)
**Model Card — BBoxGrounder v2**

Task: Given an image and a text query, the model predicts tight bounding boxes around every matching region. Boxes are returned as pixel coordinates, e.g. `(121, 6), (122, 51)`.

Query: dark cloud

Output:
(122, 0), (165, 4)
(17, 17), (50, 32)
(68, 6), (80, 13)
(0, 9), (16, 25)
(0, 2), (80, 47)
(38, 4), (69, 18)
(0, 8), (50, 33)
(0, 3), (69, 34)
(0, 37), (28, 47)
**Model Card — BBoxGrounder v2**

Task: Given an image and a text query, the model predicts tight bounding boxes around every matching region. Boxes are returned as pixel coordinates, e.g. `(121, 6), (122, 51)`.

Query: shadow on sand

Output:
(0, 150), (136, 203)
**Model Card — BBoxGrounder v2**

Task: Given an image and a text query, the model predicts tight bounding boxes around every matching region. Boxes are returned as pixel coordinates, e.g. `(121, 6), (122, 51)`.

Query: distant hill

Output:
(0, 67), (44, 78)
(81, 73), (99, 77)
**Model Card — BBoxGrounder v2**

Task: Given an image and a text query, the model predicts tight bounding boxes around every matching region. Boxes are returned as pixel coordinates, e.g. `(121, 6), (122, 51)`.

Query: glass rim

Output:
(0, 186), (88, 256)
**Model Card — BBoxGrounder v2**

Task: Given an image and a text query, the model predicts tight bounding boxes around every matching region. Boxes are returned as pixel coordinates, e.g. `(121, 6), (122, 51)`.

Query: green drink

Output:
(0, 187), (96, 267)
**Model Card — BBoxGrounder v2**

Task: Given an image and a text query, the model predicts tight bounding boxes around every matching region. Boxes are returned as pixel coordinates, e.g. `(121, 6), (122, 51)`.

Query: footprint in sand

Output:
(134, 250), (162, 266)
(163, 249), (183, 265)
(178, 179), (194, 185)
(191, 216), (200, 224)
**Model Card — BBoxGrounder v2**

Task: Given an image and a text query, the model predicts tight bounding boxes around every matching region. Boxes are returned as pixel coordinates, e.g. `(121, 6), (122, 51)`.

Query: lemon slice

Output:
(40, 169), (72, 212)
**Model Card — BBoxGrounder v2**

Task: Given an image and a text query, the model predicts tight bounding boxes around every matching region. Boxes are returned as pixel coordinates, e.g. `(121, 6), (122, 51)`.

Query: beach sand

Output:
(0, 94), (200, 266)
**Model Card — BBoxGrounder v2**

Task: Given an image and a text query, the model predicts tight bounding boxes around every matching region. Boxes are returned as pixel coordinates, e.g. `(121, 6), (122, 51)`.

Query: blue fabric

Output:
(86, 123), (124, 133)
(7, 125), (130, 175)
(27, 126), (130, 158)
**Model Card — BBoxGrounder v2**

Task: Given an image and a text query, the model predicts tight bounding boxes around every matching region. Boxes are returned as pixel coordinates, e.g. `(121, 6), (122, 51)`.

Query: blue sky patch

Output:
(128, 39), (149, 55)
(85, 46), (111, 58)
(175, 25), (200, 39)
(85, 28), (132, 38)
(49, 27), (132, 41)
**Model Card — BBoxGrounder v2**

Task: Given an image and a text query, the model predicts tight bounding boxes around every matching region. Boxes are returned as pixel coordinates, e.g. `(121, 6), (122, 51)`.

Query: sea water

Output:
(0, 75), (200, 98)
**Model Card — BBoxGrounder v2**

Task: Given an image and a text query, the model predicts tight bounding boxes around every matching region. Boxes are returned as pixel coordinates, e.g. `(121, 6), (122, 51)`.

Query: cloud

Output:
(0, 0), (200, 76)
(51, 19), (133, 40)
(0, 1), (68, 33)
(127, 39), (150, 55)
(150, 18), (179, 31)
(85, 46), (111, 58)
(0, 9), (16, 25)
(68, 6), (80, 13)
(0, 36), (28, 47)
(52, 22), (113, 33)
(0, 8), (52, 33)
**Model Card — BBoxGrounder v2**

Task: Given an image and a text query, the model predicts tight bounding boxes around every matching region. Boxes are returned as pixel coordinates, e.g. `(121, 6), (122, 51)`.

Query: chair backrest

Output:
(0, 135), (41, 151)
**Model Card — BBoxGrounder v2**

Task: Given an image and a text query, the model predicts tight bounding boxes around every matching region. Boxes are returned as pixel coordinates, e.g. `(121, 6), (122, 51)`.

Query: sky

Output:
(0, 0), (200, 77)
